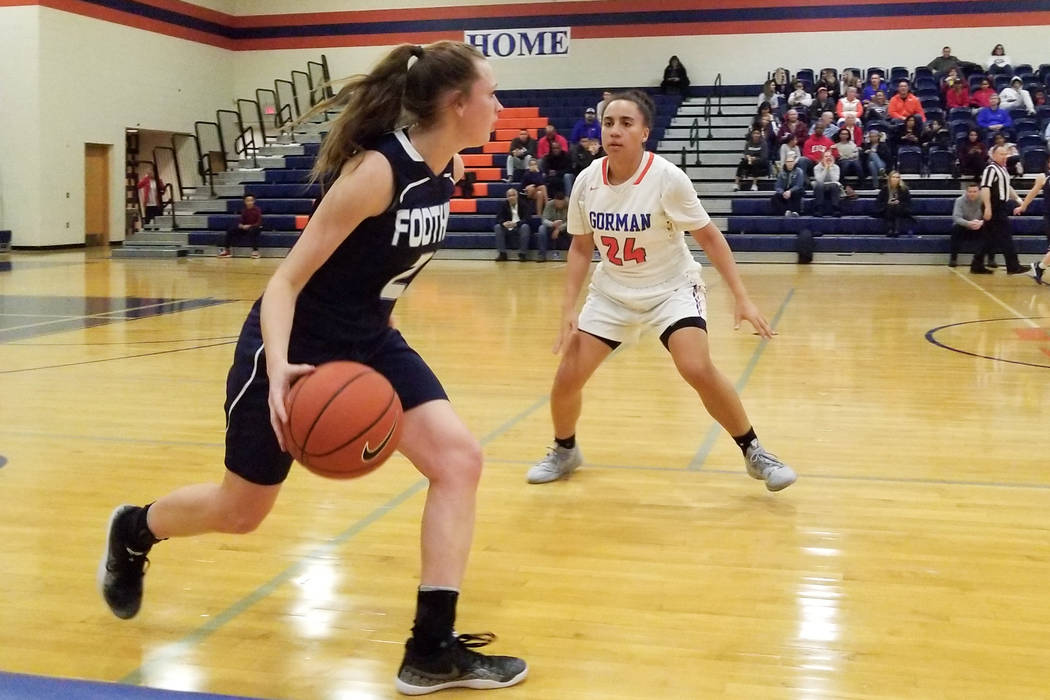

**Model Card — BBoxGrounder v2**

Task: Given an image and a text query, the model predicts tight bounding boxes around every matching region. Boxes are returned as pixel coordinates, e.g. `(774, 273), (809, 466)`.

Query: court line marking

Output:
(0, 300), (196, 335)
(950, 269), (1039, 328)
(688, 287), (796, 471)
(0, 341), (236, 375)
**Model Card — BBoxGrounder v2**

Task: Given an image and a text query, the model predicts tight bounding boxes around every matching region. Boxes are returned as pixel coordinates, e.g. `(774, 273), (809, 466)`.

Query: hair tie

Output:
(409, 45), (424, 60)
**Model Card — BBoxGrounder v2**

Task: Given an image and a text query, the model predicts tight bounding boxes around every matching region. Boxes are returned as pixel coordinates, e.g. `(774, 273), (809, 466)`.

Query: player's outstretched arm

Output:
(689, 222), (775, 339)
(1015, 173), (1046, 215)
(554, 233), (597, 353)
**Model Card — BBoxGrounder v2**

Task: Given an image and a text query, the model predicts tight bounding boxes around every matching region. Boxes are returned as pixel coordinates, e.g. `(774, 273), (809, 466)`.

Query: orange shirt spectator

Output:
(888, 82), (926, 121)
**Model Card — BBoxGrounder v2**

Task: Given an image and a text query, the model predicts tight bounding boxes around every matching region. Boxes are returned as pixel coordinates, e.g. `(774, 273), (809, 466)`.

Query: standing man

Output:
(976, 146), (1029, 275)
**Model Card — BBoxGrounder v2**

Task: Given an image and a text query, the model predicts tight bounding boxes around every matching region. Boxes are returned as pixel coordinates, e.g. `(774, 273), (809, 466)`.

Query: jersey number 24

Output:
(600, 236), (647, 266)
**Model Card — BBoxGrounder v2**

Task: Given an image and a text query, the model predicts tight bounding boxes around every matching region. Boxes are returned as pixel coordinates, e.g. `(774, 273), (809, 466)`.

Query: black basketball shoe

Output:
(97, 505), (151, 619)
(395, 632), (527, 695)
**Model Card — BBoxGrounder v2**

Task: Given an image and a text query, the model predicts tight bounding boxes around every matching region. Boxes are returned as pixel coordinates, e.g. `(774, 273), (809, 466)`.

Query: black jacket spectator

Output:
(661, 55), (690, 95)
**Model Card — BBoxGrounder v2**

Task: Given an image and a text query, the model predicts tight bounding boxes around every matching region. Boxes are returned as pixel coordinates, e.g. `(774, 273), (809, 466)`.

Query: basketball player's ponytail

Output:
(307, 41), (483, 183)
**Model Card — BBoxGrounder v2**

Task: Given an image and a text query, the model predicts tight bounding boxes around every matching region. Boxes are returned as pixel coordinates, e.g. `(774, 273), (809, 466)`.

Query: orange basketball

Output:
(284, 361), (403, 479)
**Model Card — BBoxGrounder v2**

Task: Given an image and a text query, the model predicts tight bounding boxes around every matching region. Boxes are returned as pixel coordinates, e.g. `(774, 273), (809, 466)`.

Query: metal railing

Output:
(291, 69), (311, 115)
(275, 78), (298, 128)
(194, 121), (224, 197)
(217, 108), (258, 169)
(238, 98), (270, 145)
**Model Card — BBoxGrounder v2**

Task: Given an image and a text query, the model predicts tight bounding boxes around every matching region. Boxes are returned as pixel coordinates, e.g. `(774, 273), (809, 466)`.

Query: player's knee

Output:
(215, 498), (271, 534)
(426, 438), (484, 488)
(679, 359), (717, 388)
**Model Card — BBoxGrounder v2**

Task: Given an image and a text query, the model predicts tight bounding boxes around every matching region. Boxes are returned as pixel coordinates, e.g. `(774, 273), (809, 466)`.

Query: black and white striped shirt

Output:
(980, 161), (1013, 216)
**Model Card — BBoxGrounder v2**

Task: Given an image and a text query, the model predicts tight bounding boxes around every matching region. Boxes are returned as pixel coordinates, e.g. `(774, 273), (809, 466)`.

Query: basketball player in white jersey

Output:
(527, 90), (797, 490)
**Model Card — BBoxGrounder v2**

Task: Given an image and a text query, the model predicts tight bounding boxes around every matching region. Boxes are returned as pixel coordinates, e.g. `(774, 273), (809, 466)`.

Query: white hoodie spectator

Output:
(786, 82), (812, 109)
(999, 77), (1035, 114)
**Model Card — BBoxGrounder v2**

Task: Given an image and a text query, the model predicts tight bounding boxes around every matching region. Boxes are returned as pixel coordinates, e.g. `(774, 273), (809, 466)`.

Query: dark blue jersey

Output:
(1044, 169), (1050, 217)
(291, 128), (455, 346)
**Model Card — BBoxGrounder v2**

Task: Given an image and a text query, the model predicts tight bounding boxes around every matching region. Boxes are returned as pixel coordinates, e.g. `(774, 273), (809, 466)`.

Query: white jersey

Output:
(568, 152), (711, 301)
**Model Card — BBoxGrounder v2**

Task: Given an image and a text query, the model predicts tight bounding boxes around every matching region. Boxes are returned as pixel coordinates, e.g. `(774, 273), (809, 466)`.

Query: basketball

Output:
(284, 361), (403, 479)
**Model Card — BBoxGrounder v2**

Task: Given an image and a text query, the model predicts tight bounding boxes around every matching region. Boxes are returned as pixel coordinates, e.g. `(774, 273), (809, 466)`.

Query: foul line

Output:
(688, 287), (796, 470)
(950, 269), (1039, 328)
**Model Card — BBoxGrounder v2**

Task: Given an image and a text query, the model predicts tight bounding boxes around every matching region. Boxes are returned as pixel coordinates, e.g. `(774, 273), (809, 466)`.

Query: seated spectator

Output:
(661, 55), (690, 94)
(832, 127), (864, 186)
(812, 151), (842, 216)
(958, 129), (989, 177)
(815, 69), (840, 102)
(218, 194), (262, 258)
(921, 119), (951, 152)
(840, 114), (864, 144)
(861, 129), (891, 185)
(520, 157), (548, 219)
(569, 107), (601, 144)
(888, 81), (926, 124)
(986, 44), (1011, 71)
(734, 128), (770, 191)
(596, 90), (613, 121)
(876, 171), (915, 236)
(771, 67), (791, 97)
(1033, 89), (1046, 107)
(800, 128), (834, 175)
(990, 132), (1023, 176)
(786, 81), (813, 110)
(944, 77), (971, 110)
(976, 94), (1013, 133)
(971, 77), (996, 109)
(757, 80), (781, 112)
(939, 67), (962, 93)
(999, 77), (1035, 114)
(536, 192), (569, 262)
(493, 188), (534, 262)
(771, 154), (805, 216)
(541, 141), (573, 197)
(505, 128), (536, 182)
(897, 116), (922, 148)
(839, 69), (862, 97)
(837, 86), (862, 121)
(808, 86), (836, 122)
(929, 46), (961, 75)
(948, 182), (986, 267)
(756, 102), (780, 133)
(570, 136), (603, 177)
(752, 111), (778, 152)
(779, 133), (802, 165)
(864, 90), (890, 122)
(816, 111), (842, 140)
(777, 108), (809, 145)
(536, 124), (568, 159)
(861, 73), (887, 104)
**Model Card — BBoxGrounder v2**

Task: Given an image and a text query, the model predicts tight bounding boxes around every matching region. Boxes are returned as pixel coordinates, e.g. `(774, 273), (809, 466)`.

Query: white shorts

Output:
(577, 281), (708, 347)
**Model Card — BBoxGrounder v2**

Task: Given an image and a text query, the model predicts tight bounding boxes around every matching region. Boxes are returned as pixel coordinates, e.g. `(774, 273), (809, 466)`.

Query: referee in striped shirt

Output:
(976, 145), (1029, 275)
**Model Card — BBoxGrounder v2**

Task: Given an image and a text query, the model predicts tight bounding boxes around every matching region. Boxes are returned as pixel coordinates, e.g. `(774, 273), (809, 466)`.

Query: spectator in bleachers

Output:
(1033, 89), (1046, 107)
(999, 77), (1035, 115)
(536, 124), (568, 159)
(839, 69), (862, 97)
(569, 107), (601, 144)
(808, 86), (836, 123)
(758, 80), (781, 112)
(771, 154), (805, 216)
(780, 133), (802, 165)
(812, 150), (842, 216)
(595, 90), (613, 121)
(840, 114), (864, 144)
(939, 67), (962, 93)
(864, 90), (890, 122)
(520, 157), (548, 220)
(876, 171), (915, 237)
(897, 116), (922, 148)
(570, 136), (603, 178)
(861, 129), (891, 184)
(990, 132), (1023, 176)
(772, 67), (791, 97)
(777, 109), (809, 145)
(861, 73), (887, 104)
(832, 128), (864, 185)
(536, 191), (569, 262)
(218, 194), (262, 258)
(815, 111), (841, 140)
(493, 187), (533, 262)
(505, 128), (536, 182)
(734, 128), (770, 191)
(970, 77), (996, 109)
(948, 182), (985, 267)
(959, 129), (989, 177)
(944, 78), (971, 110)
(800, 125), (834, 175)
(753, 110), (779, 153)
(787, 81), (813, 110)
(976, 94), (1013, 134)
(816, 69), (840, 102)
(888, 81), (926, 124)
(756, 102), (780, 131)
(540, 141), (573, 197)
(660, 55), (690, 95)
(986, 44), (1011, 71)
(921, 119), (951, 153)
(929, 46), (961, 75)
(837, 86), (862, 121)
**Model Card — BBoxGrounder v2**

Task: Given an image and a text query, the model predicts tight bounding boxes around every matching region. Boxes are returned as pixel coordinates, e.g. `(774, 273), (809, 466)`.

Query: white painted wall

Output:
(30, 7), (234, 246)
(0, 7), (43, 245)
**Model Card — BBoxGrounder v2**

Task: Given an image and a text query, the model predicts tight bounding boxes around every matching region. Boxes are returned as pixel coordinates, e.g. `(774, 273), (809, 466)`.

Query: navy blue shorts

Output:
(223, 313), (447, 486)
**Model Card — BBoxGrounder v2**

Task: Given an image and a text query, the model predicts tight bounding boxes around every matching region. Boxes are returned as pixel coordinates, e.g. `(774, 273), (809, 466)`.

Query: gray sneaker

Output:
(744, 440), (797, 492)
(1031, 262), (1045, 285)
(526, 444), (582, 484)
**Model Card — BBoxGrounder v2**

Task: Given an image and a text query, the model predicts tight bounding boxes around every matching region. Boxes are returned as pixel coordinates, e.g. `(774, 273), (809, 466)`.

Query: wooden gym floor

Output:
(0, 250), (1048, 699)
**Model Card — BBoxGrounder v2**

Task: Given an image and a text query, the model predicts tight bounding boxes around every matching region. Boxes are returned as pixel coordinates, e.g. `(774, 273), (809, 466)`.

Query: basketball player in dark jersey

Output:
(98, 42), (527, 694)
(1015, 152), (1050, 284)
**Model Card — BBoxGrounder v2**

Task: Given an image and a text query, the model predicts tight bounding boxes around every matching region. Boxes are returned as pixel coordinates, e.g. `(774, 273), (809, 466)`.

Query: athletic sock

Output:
(554, 434), (576, 450)
(124, 503), (162, 552)
(732, 427), (758, 455)
(1040, 261), (1048, 270)
(411, 587), (459, 656)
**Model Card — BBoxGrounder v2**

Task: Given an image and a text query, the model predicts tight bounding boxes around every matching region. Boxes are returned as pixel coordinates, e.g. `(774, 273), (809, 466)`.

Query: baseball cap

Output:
(585, 107), (596, 114)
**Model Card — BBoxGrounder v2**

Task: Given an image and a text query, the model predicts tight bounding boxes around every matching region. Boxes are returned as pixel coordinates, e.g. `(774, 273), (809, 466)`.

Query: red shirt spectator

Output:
(802, 133), (834, 162)
(945, 82), (971, 109)
(240, 204), (262, 227)
(971, 85), (996, 109)
(536, 125), (568, 159)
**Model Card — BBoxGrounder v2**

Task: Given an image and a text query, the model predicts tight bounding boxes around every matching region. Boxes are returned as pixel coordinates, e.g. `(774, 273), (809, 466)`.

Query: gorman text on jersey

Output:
(391, 202), (450, 247)
(589, 212), (652, 232)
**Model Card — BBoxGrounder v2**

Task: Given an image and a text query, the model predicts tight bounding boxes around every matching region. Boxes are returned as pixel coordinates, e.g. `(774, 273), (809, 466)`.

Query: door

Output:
(85, 144), (110, 246)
